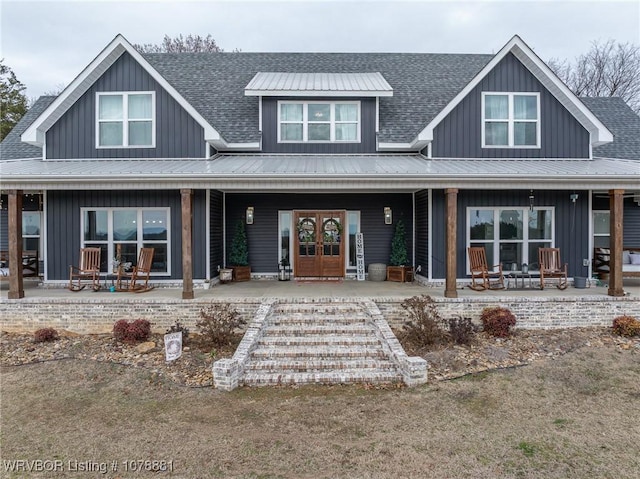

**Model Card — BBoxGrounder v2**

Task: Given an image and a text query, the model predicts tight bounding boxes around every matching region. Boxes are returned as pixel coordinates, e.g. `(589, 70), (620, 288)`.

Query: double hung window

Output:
(82, 208), (169, 274)
(97, 92), (155, 147)
(468, 207), (553, 271)
(482, 93), (540, 148)
(278, 101), (360, 143)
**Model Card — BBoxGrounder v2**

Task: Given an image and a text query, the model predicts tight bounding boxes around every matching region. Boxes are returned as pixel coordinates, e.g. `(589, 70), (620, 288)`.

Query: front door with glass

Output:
(294, 211), (345, 278)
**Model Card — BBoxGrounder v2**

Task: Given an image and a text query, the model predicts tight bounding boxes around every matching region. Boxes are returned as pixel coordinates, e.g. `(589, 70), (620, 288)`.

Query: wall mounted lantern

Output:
(246, 206), (254, 225)
(384, 207), (392, 225)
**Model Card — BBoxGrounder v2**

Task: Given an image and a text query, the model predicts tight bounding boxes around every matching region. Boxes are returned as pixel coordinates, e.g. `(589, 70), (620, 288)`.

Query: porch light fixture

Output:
(384, 207), (392, 225)
(570, 193), (579, 203)
(246, 206), (254, 225)
(529, 190), (535, 212)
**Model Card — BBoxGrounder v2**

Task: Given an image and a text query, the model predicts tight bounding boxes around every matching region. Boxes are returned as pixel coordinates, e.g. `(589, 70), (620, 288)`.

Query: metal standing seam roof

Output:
(244, 72), (393, 96)
(1, 155), (638, 191)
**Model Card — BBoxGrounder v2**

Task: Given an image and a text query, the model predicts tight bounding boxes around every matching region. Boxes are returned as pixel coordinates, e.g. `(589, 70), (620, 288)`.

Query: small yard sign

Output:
(164, 332), (182, 362)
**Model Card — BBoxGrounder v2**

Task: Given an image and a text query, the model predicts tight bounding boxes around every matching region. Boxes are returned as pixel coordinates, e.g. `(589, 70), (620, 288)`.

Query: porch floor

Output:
(3, 277), (639, 300)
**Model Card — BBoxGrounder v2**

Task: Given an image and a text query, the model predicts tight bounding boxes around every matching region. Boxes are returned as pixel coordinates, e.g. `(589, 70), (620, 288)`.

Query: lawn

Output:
(1, 344), (639, 478)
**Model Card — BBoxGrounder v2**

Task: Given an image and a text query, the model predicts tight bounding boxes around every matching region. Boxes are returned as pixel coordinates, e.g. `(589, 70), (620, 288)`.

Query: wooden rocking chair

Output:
(69, 247), (101, 291)
(467, 246), (505, 291)
(116, 247), (155, 293)
(538, 248), (568, 290)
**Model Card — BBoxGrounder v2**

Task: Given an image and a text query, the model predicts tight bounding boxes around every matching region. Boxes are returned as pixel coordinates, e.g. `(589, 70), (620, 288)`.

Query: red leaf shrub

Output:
(113, 319), (151, 344)
(480, 307), (516, 338)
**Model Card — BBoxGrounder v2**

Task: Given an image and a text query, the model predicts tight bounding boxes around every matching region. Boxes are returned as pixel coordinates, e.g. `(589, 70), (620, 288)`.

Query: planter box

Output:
(387, 265), (413, 282)
(232, 265), (251, 282)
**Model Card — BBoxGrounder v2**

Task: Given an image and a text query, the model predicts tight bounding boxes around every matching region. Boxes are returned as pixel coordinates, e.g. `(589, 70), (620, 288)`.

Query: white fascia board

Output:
(245, 90), (393, 97)
(22, 34), (223, 146)
(415, 35), (613, 147)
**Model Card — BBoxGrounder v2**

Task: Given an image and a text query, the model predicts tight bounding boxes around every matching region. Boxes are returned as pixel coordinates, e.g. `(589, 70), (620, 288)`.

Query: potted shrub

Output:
(229, 220), (251, 281)
(387, 219), (411, 282)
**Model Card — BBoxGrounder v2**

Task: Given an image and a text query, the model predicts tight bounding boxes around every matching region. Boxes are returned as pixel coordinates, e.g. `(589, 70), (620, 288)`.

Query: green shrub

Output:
(401, 295), (448, 348)
(34, 327), (59, 343)
(113, 319), (151, 344)
(197, 302), (246, 347)
(480, 307), (516, 338)
(612, 315), (640, 337)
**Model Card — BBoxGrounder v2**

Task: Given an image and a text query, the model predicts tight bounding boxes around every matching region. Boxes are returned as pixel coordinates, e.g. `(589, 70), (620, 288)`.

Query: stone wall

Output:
(0, 294), (638, 334)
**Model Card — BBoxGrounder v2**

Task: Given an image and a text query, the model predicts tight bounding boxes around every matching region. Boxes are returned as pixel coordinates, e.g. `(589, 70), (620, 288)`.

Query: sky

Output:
(1, 0), (639, 100)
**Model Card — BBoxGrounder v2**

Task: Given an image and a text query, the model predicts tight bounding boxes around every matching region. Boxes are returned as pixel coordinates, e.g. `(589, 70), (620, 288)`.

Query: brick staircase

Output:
(213, 300), (428, 390)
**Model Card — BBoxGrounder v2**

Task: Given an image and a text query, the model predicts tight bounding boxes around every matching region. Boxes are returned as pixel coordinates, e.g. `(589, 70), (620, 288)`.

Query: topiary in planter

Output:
(229, 219), (249, 267)
(389, 219), (408, 267)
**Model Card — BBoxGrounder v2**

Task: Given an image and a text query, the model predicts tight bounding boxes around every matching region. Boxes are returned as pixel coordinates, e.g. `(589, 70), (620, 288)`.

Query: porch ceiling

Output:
(1, 154), (638, 191)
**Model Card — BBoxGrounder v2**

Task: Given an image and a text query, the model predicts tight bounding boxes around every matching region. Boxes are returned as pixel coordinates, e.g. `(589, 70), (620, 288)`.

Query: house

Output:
(1, 34), (639, 300)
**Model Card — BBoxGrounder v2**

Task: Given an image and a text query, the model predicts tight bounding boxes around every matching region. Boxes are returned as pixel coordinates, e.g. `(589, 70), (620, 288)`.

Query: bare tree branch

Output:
(549, 40), (640, 113)
(134, 34), (225, 53)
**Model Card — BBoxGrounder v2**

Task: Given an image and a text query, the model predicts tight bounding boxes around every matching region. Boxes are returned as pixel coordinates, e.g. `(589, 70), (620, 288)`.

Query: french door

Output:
(294, 211), (345, 278)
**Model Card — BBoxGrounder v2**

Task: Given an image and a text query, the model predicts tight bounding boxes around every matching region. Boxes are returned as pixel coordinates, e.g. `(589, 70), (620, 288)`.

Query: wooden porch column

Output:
(608, 189), (624, 297)
(445, 188), (458, 298)
(8, 190), (24, 299)
(181, 189), (194, 300)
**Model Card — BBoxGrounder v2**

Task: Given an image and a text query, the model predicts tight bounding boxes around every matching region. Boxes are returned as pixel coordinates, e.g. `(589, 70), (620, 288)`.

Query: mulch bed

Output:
(1, 328), (637, 386)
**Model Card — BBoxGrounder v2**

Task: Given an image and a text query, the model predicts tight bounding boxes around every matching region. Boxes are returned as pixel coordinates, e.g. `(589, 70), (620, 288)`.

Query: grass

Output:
(1, 345), (639, 478)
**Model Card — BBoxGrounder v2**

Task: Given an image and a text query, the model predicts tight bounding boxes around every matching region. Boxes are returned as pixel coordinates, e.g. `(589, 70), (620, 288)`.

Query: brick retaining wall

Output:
(0, 295), (638, 334)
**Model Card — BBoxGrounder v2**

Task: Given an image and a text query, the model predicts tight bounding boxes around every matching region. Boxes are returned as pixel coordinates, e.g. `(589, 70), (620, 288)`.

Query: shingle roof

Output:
(582, 97), (640, 161)
(142, 52), (493, 144)
(0, 96), (56, 160)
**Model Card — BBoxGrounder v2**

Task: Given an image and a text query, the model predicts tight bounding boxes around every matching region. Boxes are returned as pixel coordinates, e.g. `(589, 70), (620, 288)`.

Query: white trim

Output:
(277, 101), (361, 143)
(481, 92), (540, 149)
(246, 89), (392, 97)
(258, 96), (263, 133)
(415, 35), (613, 148)
(42, 191), (48, 281)
(222, 192), (227, 268)
(95, 91), (156, 149)
(21, 34), (223, 149)
(378, 141), (428, 152)
(209, 140), (261, 151)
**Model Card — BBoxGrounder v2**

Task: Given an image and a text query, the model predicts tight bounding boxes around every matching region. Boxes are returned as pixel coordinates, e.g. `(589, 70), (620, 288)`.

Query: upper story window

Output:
(96, 92), (155, 148)
(482, 92), (540, 148)
(278, 101), (360, 143)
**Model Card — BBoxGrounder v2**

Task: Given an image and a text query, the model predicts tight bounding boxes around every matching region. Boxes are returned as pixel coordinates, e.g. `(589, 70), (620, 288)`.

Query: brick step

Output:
(241, 369), (404, 387)
(250, 345), (389, 359)
(263, 324), (375, 336)
(256, 335), (381, 347)
(272, 305), (367, 315)
(268, 316), (369, 326)
(244, 358), (399, 373)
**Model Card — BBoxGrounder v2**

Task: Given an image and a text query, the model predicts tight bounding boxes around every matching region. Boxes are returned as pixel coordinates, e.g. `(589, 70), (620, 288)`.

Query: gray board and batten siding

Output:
(45, 190), (207, 281)
(414, 190), (429, 281)
(46, 52), (206, 160)
(261, 97), (378, 154)
(209, 190), (224, 278)
(223, 193), (413, 273)
(430, 189), (592, 280)
(592, 196), (640, 245)
(431, 53), (590, 159)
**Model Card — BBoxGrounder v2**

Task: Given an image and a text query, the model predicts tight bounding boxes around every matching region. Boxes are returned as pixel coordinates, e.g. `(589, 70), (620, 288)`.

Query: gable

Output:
(431, 53), (590, 158)
(46, 52), (205, 159)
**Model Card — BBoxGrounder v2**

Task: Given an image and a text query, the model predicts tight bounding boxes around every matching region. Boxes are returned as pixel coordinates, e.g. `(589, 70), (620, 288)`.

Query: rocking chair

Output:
(116, 247), (155, 293)
(467, 246), (505, 291)
(69, 248), (101, 291)
(538, 248), (568, 290)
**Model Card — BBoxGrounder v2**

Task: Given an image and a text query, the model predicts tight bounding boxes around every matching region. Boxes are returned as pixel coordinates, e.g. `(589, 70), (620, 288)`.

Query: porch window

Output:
(278, 101), (360, 143)
(96, 92), (155, 148)
(593, 211), (610, 248)
(81, 208), (169, 274)
(482, 92), (540, 148)
(22, 211), (41, 253)
(467, 207), (553, 271)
